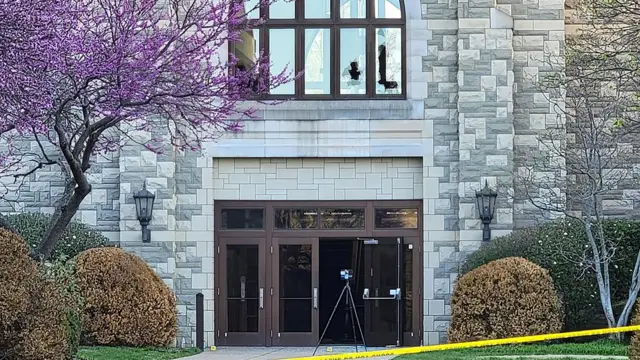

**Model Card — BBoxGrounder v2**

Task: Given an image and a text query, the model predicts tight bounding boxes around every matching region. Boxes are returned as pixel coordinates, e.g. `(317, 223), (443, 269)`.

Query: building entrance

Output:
(318, 239), (365, 345)
(214, 201), (423, 347)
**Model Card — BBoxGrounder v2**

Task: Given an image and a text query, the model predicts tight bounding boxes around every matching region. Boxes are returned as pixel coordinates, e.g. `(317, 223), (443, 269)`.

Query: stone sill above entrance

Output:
(236, 99), (424, 121)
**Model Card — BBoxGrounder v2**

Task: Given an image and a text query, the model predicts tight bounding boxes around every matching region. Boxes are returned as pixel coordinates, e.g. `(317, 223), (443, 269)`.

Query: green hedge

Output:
(460, 219), (640, 331)
(40, 258), (84, 358)
(5, 213), (111, 260)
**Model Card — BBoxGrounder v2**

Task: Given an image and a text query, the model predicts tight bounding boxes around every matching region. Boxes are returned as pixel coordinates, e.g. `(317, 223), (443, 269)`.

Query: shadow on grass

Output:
(77, 346), (201, 360)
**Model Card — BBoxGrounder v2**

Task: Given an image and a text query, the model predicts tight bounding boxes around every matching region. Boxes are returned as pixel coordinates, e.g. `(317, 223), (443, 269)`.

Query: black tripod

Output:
(313, 275), (367, 355)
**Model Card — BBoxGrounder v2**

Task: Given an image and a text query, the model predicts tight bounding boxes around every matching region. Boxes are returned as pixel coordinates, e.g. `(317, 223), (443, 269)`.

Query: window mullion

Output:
(334, 25), (340, 98)
(297, 26), (303, 97)
(366, 25), (374, 98)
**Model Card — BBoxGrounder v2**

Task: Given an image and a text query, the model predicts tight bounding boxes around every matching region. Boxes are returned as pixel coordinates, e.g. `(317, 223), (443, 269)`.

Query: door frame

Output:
(401, 236), (422, 346)
(271, 237), (320, 345)
(215, 200), (423, 347)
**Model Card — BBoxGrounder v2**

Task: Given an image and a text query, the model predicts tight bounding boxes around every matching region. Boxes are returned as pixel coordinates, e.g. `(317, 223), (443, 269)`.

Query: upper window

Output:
(231, 0), (406, 99)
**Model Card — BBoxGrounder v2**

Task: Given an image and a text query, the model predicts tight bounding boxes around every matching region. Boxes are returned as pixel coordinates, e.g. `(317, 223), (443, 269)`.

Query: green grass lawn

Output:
(76, 346), (201, 360)
(395, 340), (628, 359)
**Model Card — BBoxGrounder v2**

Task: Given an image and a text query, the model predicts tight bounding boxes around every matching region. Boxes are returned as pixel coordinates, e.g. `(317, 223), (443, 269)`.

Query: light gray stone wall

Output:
(213, 158), (423, 200)
(0, 140), (121, 234)
(511, 0), (566, 227)
(419, 0), (461, 345)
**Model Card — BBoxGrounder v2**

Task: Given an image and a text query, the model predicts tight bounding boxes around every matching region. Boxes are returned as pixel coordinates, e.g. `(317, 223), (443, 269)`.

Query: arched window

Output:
(232, 0), (406, 99)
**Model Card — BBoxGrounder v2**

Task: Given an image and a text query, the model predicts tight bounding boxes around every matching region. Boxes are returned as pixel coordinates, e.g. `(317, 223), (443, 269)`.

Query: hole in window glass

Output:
(376, 28), (402, 94)
(340, 28), (366, 95)
(269, 28), (296, 95)
(321, 208), (365, 229)
(238, 0), (260, 19)
(304, 28), (331, 95)
(340, 0), (366, 18)
(305, 0), (330, 18)
(374, 208), (418, 228)
(270, 0), (295, 19)
(221, 209), (264, 229)
(375, 0), (402, 18)
(275, 209), (318, 229)
(231, 28), (260, 92)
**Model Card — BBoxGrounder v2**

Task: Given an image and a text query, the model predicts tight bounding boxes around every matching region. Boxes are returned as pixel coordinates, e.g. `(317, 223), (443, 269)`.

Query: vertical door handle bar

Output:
(313, 288), (318, 309)
(259, 288), (264, 309)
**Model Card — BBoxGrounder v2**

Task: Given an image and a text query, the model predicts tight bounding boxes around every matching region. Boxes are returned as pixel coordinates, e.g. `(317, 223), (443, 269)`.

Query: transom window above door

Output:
(231, 0), (406, 99)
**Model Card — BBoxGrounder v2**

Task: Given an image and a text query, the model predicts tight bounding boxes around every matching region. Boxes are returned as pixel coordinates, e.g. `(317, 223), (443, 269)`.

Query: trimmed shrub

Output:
(6, 212), (111, 259)
(460, 219), (640, 331)
(448, 257), (563, 343)
(0, 228), (69, 360)
(13, 280), (69, 360)
(76, 247), (177, 347)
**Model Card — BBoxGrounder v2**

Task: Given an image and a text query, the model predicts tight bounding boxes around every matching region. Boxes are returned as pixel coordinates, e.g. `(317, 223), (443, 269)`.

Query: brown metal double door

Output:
(217, 236), (420, 347)
(216, 236), (319, 346)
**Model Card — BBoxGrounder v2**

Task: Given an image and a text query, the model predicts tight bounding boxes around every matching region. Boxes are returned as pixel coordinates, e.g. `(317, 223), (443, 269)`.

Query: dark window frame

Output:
(231, 0), (407, 100)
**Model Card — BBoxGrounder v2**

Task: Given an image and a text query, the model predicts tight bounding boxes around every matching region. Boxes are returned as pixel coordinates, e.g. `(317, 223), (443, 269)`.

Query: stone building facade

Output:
(1, 0), (574, 348)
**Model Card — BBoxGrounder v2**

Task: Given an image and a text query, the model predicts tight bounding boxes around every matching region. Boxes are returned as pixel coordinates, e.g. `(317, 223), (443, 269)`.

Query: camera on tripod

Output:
(340, 269), (353, 281)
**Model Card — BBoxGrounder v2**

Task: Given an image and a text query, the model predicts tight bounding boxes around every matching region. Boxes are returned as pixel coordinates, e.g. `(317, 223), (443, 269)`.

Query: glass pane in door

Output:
(227, 245), (260, 332)
(369, 242), (398, 332)
(279, 245), (313, 332)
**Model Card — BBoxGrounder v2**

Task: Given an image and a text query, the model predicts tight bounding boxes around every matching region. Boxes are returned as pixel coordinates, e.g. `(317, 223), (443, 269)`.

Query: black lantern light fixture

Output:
(475, 181), (498, 242)
(132, 183), (156, 243)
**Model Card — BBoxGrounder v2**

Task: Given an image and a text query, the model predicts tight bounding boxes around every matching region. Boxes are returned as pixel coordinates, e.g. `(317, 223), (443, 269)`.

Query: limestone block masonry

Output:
(212, 158), (423, 201)
(0, 0), (573, 348)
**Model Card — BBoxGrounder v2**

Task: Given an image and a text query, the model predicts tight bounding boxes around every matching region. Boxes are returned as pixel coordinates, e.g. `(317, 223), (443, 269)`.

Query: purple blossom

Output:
(0, 0), (294, 258)
(0, 0), (292, 155)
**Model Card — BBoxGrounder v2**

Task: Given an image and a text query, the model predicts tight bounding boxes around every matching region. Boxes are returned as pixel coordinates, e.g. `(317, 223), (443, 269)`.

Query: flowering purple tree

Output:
(0, 0), (291, 258)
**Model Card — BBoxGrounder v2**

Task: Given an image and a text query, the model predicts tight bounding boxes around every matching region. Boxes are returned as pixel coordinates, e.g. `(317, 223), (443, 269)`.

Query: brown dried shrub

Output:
(13, 280), (69, 360)
(448, 257), (563, 343)
(76, 247), (177, 346)
(0, 228), (69, 360)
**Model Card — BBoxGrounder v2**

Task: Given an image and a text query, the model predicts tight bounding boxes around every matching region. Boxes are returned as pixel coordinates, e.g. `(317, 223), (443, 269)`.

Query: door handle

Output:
(259, 288), (264, 309)
(313, 288), (318, 309)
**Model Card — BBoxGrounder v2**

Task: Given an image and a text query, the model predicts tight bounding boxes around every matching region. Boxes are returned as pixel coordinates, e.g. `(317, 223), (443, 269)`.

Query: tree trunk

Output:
(586, 221), (617, 327)
(616, 250), (640, 328)
(35, 183), (91, 260)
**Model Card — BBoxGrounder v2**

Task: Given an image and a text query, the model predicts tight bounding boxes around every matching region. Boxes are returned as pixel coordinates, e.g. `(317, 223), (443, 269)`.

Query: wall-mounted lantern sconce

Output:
(475, 181), (498, 242)
(133, 183), (155, 243)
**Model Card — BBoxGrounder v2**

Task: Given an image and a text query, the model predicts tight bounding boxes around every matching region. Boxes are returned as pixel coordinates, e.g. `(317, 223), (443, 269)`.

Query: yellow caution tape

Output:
(282, 325), (640, 360)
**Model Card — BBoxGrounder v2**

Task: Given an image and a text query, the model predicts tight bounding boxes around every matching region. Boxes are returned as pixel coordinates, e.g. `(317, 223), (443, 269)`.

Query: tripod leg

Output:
(347, 289), (359, 352)
(313, 285), (348, 356)
(347, 287), (368, 351)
